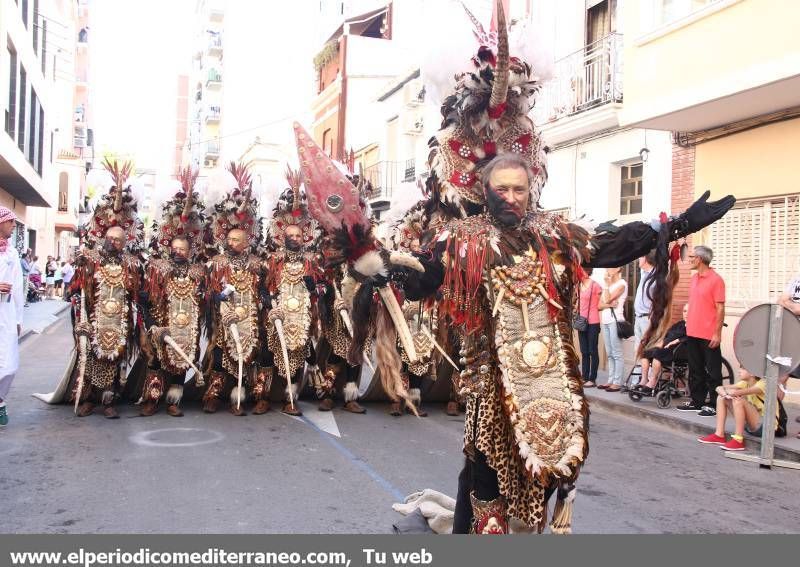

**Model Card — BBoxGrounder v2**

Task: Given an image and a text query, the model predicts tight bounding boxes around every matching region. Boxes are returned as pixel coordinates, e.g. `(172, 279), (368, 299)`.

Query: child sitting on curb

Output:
(697, 367), (781, 451)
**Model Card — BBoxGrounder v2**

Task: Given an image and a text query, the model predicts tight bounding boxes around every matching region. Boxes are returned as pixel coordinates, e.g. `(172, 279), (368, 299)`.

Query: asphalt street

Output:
(2, 314), (798, 534)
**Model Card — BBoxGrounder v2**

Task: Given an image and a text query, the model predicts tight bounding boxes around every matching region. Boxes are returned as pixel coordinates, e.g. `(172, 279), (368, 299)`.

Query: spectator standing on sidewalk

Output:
(577, 268), (602, 388)
(61, 259), (74, 300)
(632, 252), (656, 363)
(677, 245), (725, 416)
(44, 256), (56, 300)
(20, 249), (31, 307)
(0, 206), (24, 427)
(54, 260), (63, 296)
(598, 267), (627, 392)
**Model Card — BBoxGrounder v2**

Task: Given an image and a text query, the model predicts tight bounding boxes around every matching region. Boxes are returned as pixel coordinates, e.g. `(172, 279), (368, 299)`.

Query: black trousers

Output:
(453, 451), (500, 534)
(686, 337), (722, 408)
(577, 323), (601, 381)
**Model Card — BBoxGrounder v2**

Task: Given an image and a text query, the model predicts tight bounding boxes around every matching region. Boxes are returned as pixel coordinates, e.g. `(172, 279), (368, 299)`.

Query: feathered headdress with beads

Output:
(82, 157), (144, 251)
(426, 0), (548, 211)
(150, 166), (206, 260)
(205, 161), (261, 252)
(265, 166), (320, 251)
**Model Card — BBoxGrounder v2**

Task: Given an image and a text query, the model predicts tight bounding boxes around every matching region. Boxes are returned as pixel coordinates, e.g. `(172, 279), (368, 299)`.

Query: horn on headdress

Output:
(226, 161), (253, 215)
(102, 157), (133, 213)
(285, 165), (303, 213)
(179, 166), (198, 220)
(489, 0), (509, 113)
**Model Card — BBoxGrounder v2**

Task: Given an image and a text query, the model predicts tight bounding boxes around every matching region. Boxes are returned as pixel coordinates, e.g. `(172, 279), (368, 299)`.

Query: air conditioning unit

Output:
(73, 136), (86, 148)
(403, 79), (425, 107)
(401, 112), (423, 135)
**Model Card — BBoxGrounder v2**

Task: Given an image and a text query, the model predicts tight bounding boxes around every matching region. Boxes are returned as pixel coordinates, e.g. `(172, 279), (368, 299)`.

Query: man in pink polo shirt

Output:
(677, 245), (726, 415)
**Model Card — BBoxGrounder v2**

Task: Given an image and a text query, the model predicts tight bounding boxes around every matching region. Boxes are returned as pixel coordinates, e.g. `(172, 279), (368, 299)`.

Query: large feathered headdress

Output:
(426, 0), (548, 211)
(150, 166), (206, 260)
(82, 157), (144, 251)
(266, 166), (319, 250)
(205, 161), (261, 252)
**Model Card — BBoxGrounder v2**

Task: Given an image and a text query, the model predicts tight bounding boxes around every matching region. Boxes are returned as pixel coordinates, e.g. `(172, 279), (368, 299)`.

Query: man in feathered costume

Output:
(389, 210), (440, 417)
(314, 167), (373, 415)
(295, 1), (735, 534)
(138, 166), (207, 417)
(70, 158), (144, 419)
(203, 162), (267, 416)
(263, 168), (324, 416)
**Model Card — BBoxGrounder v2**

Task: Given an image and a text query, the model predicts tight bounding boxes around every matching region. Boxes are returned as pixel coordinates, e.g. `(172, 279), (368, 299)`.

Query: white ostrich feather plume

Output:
(151, 179), (183, 222)
(420, 0), (477, 106)
(381, 181), (425, 229)
(204, 168), (238, 212)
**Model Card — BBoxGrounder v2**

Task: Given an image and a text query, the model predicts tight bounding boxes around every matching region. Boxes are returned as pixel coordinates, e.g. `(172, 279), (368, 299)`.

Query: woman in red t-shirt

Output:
(577, 268), (602, 387)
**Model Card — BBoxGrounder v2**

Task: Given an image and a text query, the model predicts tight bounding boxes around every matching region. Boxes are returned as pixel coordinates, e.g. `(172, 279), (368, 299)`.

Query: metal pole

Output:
(757, 304), (782, 467)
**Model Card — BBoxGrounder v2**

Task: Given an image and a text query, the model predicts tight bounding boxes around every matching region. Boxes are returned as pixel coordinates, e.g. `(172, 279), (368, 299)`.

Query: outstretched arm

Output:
(588, 191), (736, 268)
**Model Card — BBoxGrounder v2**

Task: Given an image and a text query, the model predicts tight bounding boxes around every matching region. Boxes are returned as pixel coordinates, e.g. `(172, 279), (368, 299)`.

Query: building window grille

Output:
(620, 162), (643, 215)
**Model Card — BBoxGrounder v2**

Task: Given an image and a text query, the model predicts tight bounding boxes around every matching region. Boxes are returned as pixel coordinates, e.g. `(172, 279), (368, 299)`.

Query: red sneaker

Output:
(720, 438), (745, 451)
(697, 433), (726, 445)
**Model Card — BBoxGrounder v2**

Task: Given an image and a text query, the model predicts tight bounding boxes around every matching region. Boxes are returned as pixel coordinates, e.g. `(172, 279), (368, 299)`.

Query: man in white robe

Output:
(0, 206), (24, 426)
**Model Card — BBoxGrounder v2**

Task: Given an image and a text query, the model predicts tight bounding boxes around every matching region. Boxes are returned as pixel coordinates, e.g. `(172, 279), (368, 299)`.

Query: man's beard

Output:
(486, 186), (523, 228)
(170, 253), (188, 264)
(225, 244), (241, 256)
(103, 241), (123, 256)
(286, 240), (302, 252)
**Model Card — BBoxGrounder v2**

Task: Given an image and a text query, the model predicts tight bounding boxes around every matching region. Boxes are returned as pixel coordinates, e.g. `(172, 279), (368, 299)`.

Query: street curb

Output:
(587, 393), (800, 463)
(19, 303), (70, 344)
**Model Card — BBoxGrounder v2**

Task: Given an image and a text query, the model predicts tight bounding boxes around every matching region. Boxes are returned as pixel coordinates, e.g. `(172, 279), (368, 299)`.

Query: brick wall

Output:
(671, 143), (695, 323)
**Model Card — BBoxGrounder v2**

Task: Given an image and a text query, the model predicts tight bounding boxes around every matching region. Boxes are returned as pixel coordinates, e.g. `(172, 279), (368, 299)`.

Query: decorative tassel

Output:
(549, 484), (576, 534)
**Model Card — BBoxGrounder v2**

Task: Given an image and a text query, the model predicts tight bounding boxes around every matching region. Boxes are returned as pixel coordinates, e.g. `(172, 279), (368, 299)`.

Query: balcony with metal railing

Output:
(363, 161), (402, 202)
(204, 141), (220, 158)
(206, 69), (222, 89)
(206, 35), (223, 57)
(205, 105), (221, 123)
(534, 33), (624, 143)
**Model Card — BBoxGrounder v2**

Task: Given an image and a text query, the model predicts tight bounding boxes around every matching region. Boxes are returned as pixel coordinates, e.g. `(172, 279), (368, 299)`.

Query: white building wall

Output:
(540, 128), (672, 221)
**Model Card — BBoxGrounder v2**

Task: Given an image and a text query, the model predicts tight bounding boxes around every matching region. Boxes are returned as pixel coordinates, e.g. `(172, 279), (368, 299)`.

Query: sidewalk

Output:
(21, 299), (70, 342)
(586, 370), (800, 463)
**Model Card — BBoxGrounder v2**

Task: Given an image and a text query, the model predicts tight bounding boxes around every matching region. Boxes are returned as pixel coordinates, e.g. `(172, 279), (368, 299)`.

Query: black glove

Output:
(303, 275), (316, 293)
(669, 190), (736, 240)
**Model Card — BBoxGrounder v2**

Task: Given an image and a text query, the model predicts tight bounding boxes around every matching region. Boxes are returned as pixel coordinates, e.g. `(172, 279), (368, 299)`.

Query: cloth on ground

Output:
(392, 489), (455, 534)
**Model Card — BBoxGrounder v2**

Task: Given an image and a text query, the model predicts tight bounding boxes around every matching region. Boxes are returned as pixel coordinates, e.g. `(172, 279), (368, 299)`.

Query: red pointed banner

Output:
(292, 122), (367, 234)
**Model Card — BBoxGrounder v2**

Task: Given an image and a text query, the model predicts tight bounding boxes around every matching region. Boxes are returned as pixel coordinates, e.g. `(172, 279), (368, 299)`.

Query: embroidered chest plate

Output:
(93, 263), (129, 361)
(219, 267), (259, 364)
(161, 276), (200, 371)
(276, 261), (311, 351)
(491, 251), (585, 481)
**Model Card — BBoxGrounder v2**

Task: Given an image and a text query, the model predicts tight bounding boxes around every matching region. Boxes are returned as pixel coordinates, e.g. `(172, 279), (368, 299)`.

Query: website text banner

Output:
(0, 535), (785, 567)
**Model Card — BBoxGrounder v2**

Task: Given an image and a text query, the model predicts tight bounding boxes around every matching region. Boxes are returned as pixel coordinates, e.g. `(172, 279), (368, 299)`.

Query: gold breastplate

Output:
(93, 263), (129, 361)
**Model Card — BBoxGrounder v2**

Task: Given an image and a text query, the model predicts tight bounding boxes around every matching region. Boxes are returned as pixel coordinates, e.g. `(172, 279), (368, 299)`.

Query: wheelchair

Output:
(627, 342), (734, 409)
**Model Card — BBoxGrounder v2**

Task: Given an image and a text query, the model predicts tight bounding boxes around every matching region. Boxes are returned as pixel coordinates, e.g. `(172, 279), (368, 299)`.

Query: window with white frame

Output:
(706, 195), (800, 309)
(620, 162), (643, 215)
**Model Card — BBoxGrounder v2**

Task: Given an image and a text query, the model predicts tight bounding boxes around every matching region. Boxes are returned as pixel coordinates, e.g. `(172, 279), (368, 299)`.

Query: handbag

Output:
(572, 282), (591, 332)
(610, 308), (634, 340)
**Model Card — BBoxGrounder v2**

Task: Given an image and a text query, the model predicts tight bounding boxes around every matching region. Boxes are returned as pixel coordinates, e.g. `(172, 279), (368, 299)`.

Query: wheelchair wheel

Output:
(721, 357), (735, 385)
(655, 390), (671, 409)
(628, 390), (643, 402)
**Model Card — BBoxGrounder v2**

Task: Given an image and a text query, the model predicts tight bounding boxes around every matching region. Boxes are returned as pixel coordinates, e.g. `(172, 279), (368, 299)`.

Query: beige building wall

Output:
(621, 0), (800, 129)
(695, 117), (800, 201)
